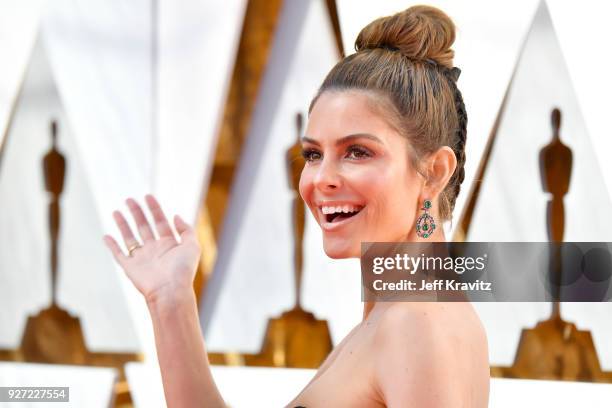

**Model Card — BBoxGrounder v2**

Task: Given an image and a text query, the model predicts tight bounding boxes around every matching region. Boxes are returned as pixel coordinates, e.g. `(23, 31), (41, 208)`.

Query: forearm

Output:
(147, 289), (225, 408)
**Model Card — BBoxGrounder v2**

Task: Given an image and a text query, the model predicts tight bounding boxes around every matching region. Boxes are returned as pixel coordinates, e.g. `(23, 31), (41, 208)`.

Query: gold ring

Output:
(128, 243), (142, 257)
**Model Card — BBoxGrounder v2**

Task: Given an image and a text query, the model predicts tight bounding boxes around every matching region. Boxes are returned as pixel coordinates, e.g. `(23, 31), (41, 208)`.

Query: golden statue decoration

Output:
(0, 120), (142, 406)
(540, 107), (572, 318)
(45, 120), (66, 307)
(491, 108), (612, 383)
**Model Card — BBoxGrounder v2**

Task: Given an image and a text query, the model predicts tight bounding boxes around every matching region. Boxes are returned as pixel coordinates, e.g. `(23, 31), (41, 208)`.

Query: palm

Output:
(103, 195), (201, 303)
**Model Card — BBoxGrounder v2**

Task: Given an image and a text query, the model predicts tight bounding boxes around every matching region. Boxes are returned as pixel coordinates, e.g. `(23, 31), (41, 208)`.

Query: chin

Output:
(322, 238), (360, 259)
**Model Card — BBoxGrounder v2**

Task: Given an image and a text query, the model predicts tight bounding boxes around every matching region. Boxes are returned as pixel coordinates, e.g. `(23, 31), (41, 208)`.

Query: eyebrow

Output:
(300, 133), (384, 147)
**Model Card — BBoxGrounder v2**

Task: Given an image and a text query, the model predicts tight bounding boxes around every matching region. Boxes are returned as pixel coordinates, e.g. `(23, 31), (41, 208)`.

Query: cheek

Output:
(298, 168), (313, 203)
(354, 163), (419, 226)
(349, 167), (387, 196)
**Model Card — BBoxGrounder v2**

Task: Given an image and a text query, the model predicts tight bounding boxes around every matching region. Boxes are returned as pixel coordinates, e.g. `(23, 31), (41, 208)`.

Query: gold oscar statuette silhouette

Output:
(491, 108), (612, 382)
(0, 120), (142, 406)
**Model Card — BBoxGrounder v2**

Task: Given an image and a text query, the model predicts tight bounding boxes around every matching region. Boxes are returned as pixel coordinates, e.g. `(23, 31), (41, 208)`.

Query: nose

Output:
(313, 156), (342, 191)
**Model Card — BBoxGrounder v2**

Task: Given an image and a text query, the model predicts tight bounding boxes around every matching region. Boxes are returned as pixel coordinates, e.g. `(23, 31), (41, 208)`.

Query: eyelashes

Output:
(301, 148), (321, 162)
(347, 145), (373, 160)
(301, 145), (374, 163)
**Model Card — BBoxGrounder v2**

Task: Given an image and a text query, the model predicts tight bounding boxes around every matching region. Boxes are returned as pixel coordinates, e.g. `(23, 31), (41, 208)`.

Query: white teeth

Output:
(321, 205), (363, 215)
(322, 206), (334, 214)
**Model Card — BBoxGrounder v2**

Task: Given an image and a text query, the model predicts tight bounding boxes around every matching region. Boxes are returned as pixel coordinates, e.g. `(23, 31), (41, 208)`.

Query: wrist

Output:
(145, 283), (196, 313)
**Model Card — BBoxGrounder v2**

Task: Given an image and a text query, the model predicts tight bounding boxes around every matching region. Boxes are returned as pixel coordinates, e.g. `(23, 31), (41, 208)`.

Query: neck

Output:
(361, 227), (448, 320)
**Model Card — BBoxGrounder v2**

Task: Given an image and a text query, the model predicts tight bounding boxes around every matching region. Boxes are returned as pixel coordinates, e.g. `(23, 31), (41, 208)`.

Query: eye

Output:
(301, 148), (321, 162)
(345, 145), (373, 160)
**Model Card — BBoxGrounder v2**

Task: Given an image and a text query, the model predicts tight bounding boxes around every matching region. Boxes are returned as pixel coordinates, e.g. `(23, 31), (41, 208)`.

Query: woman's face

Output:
(299, 90), (424, 259)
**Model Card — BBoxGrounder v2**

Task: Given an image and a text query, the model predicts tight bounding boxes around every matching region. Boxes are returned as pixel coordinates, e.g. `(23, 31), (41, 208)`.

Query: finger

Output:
(103, 234), (127, 265)
(174, 215), (196, 242)
(145, 194), (175, 239)
(113, 210), (140, 249)
(126, 198), (155, 242)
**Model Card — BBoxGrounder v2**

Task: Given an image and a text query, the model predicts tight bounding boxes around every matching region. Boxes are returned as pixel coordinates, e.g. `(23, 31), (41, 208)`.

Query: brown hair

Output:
(309, 5), (467, 221)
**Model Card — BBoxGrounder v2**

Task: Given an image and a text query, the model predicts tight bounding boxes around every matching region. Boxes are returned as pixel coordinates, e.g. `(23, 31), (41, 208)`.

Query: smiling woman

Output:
(103, 4), (489, 408)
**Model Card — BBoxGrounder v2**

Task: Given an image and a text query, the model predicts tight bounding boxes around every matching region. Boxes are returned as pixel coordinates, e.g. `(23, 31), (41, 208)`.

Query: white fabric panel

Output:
(0, 36), (139, 351)
(489, 377), (612, 408)
(470, 2), (612, 241)
(202, 0), (358, 351)
(0, 0), (45, 142)
(156, 0), (246, 222)
(0, 362), (117, 408)
(301, 256), (363, 344)
(126, 362), (166, 408)
(41, 0), (155, 199)
(210, 366), (313, 408)
(39, 0), (156, 357)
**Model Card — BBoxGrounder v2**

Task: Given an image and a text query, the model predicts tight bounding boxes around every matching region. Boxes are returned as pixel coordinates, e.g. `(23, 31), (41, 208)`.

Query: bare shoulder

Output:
(374, 301), (488, 362)
(376, 302), (487, 345)
(372, 302), (489, 407)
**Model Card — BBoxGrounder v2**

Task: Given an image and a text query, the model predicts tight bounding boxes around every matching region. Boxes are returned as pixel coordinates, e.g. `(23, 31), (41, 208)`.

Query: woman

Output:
(104, 5), (489, 407)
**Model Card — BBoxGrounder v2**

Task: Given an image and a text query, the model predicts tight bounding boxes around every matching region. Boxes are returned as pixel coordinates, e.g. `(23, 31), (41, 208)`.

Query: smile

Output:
(317, 203), (365, 231)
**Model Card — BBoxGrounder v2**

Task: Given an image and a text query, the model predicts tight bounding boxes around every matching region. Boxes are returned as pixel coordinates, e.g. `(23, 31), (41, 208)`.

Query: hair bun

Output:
(355, 5), (456, 69)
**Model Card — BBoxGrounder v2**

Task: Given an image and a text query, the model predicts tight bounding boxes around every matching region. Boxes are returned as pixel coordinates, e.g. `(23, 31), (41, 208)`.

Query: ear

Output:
(422, 146), (457, 200)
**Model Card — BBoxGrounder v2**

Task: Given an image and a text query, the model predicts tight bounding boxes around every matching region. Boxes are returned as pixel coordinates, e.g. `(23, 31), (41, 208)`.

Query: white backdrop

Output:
(2, 0), (612, 405)
(0, 0), (245, 365)
(465, 1), (612, 367)
(0, 0), (44, 146)
(0, 33), (140, 351)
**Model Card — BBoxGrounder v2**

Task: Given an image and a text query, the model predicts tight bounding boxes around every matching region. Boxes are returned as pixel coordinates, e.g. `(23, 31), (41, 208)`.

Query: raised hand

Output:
(103, 194), (201, 304)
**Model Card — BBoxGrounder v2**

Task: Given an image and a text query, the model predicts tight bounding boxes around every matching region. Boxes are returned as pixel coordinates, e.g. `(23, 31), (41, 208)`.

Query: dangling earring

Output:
(416, 199), (436, 239)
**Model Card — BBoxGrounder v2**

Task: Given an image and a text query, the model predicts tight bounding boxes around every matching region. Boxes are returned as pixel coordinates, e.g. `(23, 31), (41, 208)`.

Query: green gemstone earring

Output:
(416, 199), (436, 238)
